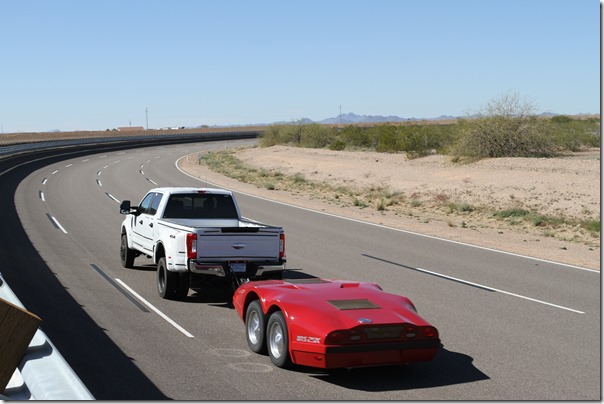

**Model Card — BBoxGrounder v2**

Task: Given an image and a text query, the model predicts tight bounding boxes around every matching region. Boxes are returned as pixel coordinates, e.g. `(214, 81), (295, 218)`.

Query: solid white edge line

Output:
(50, 216), (68, 234)
(114, 279), (194, 338)
(414, 266), (585, 314)
(175, 156), (597, 273)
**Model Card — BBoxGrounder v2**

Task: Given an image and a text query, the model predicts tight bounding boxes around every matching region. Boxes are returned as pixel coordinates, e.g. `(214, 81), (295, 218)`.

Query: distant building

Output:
(117, 126), (145, 131)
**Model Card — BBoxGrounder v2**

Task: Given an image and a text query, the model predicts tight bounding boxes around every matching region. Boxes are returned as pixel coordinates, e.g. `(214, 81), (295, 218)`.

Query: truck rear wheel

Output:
(157, 257), (178, 299)
(120, 234), (135, 268)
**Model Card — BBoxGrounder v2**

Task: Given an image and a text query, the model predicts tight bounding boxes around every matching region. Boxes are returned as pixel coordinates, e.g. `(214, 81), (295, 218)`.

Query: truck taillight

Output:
(186, 233), (197, 259)
(279, 233), (285, 259)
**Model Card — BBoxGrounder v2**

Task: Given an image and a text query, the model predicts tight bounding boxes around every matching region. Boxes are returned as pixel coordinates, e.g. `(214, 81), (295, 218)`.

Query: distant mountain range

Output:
(238, 112), (458, 127)
(202, 111), (585, 129)
(315, 112), (458, 125)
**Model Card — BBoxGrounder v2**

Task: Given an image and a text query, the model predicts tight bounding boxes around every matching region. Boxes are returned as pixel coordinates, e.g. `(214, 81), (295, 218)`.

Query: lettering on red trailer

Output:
(297, 336), (321, 344)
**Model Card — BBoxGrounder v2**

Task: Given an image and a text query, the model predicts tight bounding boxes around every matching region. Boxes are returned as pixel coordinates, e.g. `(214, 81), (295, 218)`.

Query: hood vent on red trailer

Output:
(327, 299), (381, 310)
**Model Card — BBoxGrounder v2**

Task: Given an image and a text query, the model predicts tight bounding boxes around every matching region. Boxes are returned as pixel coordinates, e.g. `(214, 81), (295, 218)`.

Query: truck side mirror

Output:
(120, 200), (132, 215)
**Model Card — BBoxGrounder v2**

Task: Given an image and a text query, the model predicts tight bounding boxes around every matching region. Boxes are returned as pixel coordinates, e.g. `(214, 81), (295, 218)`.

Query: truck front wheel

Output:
(120, 234), (135, 268)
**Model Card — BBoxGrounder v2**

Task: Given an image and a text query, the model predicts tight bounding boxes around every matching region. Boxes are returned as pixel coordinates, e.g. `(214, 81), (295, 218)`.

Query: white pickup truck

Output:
(119, 187), (286, 299)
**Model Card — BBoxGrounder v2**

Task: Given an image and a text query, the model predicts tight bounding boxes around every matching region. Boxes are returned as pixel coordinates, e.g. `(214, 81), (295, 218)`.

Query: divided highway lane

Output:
(9, 141), (601, 400)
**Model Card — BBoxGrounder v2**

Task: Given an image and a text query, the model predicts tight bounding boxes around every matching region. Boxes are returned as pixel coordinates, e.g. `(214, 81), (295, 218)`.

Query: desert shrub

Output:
(452, 93), (558, 159)
(292, 173), (306, 183)
(372, 123), (455, 157)
(260, 123), (336, 148)
(550, 115), (574, 124)
(583, 218), (600, 233)
(495, 208), (530, 218)
(547, 116), (600, 151)
(329, 139), (346, 150)
(448, 202), (474, 213)
(299, 123), (336, 148)
(259, 125), (293, 147)
(339, 125), (374, 148)
(374, 124), (402, 152)
(399, 124), (454, 157)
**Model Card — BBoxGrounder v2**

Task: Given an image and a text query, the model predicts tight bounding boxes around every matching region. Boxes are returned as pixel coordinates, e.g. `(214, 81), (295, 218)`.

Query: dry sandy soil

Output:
(180, 145), (600, 270)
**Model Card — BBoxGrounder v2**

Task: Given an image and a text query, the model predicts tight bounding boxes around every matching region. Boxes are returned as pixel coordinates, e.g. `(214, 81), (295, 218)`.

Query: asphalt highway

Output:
(2, 140), (600, 400)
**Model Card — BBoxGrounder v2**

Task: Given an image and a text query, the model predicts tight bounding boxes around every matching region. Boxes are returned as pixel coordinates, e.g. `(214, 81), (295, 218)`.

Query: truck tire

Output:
(245, 300), (267, 354)
(267, 311), (292, 368)
(157, 257), (178, 299)
(120, 234), (135, 268)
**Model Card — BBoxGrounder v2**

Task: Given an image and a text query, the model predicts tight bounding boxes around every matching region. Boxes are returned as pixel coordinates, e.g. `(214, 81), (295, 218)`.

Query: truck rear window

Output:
(163, 194), (239, 219)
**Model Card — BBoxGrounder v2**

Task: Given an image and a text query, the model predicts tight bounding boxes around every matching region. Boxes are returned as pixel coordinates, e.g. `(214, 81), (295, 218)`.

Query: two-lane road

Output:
(3, 140), (599, 400)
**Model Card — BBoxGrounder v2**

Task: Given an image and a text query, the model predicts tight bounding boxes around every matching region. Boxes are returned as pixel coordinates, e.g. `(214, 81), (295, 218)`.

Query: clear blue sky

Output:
(0, 0), (600, 133)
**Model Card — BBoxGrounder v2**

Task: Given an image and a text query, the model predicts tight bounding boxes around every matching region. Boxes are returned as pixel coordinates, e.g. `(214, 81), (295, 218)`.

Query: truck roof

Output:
(148, 187), (233, 195)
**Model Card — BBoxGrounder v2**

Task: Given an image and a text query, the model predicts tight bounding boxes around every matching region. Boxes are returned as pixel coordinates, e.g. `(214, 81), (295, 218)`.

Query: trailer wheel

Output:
(157, 257), (177, 299)
(245, 300), (267, 354)
(267, 311), (292, 368)
(120, 234), (135, 268)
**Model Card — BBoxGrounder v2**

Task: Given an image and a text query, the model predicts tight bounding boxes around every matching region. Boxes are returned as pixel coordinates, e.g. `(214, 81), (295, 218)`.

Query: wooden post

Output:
(0, 297), (42, 393)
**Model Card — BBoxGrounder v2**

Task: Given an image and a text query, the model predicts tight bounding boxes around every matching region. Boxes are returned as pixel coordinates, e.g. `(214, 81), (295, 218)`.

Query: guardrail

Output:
(0, 130), (260, 157)
(0, 273), (94, 400)
(0, 130), (259, 399)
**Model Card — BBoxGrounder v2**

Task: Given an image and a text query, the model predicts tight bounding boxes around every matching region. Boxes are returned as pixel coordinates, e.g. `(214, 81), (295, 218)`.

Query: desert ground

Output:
(179, 145), (600, 270)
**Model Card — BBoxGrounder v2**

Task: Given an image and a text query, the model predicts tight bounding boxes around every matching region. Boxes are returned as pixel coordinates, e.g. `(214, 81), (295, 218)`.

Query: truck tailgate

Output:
(196, 227), (282, 261)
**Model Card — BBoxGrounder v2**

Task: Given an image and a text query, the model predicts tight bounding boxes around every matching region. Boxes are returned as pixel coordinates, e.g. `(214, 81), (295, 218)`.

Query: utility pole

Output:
(339, 105), (342, 125)
(145, 107), (149, 130)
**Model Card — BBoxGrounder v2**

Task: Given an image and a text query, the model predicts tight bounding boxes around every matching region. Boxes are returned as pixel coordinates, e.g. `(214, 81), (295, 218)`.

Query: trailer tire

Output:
(267, 311), (292, 368)
(245, 300), (267, 354)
